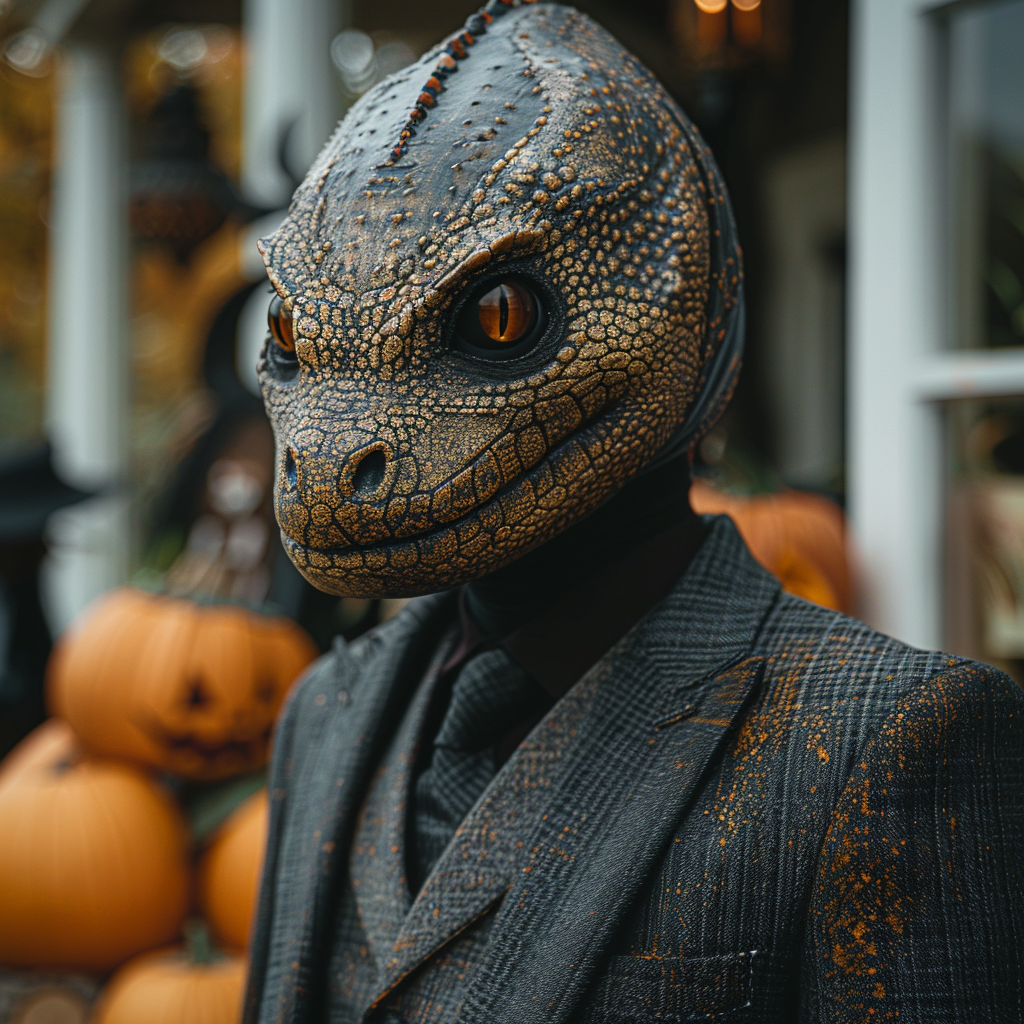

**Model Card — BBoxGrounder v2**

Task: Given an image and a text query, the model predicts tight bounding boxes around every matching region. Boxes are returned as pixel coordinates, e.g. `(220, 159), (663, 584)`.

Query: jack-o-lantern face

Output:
(48, 589), (318, 780)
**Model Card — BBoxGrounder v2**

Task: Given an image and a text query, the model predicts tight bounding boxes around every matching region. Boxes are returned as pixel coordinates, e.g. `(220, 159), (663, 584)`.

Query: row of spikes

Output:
(389, 0), (539, 163)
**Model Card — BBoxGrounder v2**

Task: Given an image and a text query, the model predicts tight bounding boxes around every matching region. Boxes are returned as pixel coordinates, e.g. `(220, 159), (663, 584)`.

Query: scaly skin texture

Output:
(258, 1), (742, 598)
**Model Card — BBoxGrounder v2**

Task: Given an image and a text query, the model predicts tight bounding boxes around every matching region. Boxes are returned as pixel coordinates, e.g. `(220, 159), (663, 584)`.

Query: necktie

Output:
(410, 646), (545, 892)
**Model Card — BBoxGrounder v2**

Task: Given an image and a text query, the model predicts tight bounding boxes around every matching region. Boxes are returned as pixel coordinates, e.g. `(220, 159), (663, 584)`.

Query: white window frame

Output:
(848, 0), (1024, 649)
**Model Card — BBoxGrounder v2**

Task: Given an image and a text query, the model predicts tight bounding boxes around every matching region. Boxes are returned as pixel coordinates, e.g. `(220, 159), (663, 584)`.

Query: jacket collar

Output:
(365, 516), (782, 1015)
(348, 646), (447, 976)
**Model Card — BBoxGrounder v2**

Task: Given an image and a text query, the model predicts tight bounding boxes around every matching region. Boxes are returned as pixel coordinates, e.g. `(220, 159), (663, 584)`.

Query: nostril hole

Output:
(351, 449), (387, 496)
(284, 448), (298, 489)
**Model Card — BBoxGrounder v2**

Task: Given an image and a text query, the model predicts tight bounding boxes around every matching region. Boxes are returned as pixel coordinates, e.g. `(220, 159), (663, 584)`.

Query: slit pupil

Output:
(499, 289), (509, 339)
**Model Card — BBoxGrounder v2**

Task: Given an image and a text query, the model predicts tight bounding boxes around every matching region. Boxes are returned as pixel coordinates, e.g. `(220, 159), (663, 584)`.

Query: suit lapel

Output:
(457, 517), (782, 1024)
(349, 656), (445, 975)
(247, 590), (457, 1024)
(368, 652), (589, 1005)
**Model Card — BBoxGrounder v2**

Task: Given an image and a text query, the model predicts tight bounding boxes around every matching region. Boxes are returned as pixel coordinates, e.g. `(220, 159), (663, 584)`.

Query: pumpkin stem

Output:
(183, 919), (222, 965)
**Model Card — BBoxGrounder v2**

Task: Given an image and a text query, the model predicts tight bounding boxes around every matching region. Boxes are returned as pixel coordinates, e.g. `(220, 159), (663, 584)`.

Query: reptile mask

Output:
(258, 0), (744, 598)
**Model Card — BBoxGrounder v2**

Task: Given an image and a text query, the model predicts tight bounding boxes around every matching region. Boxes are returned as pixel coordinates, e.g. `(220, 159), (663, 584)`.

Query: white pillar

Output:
(238, 0), (348, 378)
(43, 42), (130, 633)
(241, 0), (346, 210)
(847, 0), (945, 649)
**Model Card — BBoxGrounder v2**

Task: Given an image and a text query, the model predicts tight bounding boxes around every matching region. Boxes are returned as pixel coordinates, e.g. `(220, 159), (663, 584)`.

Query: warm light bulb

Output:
(693, 0), (728, 12)
(731, 0), (762, 9)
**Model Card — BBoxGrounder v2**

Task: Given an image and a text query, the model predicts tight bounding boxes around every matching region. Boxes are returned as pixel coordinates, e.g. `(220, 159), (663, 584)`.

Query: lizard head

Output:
(258, 0), (743, 598)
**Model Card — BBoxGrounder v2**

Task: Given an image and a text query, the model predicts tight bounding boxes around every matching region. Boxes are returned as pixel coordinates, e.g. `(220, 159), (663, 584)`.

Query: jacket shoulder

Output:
(803, 642), (1024, 1018)
(753, 591), (1014, 703)
(748, 592), (1023, 773)
(271, 613), (399, 744)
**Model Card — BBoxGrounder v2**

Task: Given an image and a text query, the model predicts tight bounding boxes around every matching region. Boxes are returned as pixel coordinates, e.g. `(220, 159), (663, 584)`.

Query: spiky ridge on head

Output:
(258, 3), (742, 598)
(389, 0), (541, 163)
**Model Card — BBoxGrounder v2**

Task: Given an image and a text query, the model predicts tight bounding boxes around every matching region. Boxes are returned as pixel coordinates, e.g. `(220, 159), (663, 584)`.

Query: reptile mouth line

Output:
(284, 401), (623, 564)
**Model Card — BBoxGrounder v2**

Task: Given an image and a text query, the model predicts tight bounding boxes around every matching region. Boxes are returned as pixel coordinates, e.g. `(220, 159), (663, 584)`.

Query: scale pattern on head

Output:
(258, 0), (743, 598)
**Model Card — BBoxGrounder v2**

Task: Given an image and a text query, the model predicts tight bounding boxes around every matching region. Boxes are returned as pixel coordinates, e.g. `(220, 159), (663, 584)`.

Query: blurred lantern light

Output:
(732, 0), (763, 46)
(3, 28), (50, 76)
(330, 30), (415, 99)
(677, 0), (786, 65)
(157, 27), (208, 72)
(375, 41), (416, 78)
(208, 459), (265, 519)
(331, 30), (374, 78)
(331, 29), (378, 95)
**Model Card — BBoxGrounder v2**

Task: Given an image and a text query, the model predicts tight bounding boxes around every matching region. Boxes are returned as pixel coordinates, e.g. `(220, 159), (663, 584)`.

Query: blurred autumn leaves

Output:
(0, 62), (52, 448)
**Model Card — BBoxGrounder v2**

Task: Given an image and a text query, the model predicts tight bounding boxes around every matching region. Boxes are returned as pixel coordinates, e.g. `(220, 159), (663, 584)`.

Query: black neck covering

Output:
(464, 451), (698, 638)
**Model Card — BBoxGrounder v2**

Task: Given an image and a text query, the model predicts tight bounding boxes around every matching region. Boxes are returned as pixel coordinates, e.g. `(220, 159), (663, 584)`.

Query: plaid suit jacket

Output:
(245, 517), (1024, 1023)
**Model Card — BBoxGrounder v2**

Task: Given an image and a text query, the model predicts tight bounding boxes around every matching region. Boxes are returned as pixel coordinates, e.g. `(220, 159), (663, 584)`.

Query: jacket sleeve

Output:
(242, 651), (332, 1024)
(802, 660), (1024, 1022)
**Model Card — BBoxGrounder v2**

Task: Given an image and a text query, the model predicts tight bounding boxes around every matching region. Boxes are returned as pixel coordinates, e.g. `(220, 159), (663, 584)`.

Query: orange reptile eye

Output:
(476, 282), (535, 344)
(268, 295), (295, 356)
(454, 276), (545, 361)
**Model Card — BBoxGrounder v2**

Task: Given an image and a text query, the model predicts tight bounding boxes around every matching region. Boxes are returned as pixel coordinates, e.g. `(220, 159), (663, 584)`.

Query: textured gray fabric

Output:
(245, 516), (1024, 1024)
(410, 647), (541, 892)
(334, 651), (446, 1018)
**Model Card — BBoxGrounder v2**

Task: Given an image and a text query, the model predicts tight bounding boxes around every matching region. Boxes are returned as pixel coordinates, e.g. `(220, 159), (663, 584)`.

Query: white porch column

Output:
(43, 42), (130, 633)
(241, 0), (346, 211)
(238, 0), (348, 380)
(848, 0), (946, 649)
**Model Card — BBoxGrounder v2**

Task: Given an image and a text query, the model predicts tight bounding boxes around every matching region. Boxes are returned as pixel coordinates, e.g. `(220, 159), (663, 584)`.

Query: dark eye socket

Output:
(268, 294), (296, 358)
(454, 277), (545, 360)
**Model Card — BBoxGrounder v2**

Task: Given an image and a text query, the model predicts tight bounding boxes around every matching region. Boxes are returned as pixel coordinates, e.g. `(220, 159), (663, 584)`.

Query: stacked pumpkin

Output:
(690, 480), (854, 613)
(0, 589), (307, 1024)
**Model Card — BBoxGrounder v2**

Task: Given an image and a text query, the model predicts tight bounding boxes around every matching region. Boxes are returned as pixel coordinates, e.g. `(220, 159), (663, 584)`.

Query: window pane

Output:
(946, 397), (1024, 683)
(947, 0), (1024, 350)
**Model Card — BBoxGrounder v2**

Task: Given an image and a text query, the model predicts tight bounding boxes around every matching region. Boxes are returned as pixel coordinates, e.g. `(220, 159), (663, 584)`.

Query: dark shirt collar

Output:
(445, 513), (708, 702)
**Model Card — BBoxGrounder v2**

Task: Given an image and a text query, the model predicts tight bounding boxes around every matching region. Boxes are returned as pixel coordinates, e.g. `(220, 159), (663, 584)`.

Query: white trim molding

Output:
(914, 348), (1024, 401)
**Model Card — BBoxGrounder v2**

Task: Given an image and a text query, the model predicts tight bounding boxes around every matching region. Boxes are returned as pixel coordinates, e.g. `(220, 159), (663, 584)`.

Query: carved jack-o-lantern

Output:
(48, 589), (318, 780)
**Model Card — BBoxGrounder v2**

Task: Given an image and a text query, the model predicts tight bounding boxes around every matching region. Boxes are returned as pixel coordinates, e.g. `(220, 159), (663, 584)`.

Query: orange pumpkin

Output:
(691, 481), (853, 613)
(49, 588), (318, 780)
(92, 937), (245, 1024)
(198, 788), (269, 950)
(0, 720), (190, 972)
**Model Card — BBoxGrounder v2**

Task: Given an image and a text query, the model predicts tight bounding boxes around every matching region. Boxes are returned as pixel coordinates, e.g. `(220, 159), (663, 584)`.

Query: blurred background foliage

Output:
(0, 61), (51, 449)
